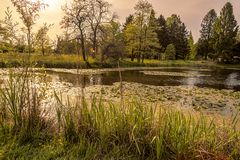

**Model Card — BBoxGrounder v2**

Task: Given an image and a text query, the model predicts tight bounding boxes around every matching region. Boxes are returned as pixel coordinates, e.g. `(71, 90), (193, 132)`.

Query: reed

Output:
(0, 69), (52, 144)
(54, 94), (240, 159)
(0, 70), (239, 159)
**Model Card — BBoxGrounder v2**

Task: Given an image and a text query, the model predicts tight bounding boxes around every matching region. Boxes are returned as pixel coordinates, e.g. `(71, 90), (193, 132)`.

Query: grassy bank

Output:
(0, 53), (239, 69)
(0, 70), (239, 159)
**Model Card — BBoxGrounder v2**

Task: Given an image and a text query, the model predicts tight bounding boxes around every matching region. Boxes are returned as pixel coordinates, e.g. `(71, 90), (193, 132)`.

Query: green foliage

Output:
(124, 22), (139, 61)
(35, 23), (53, 55)
(164, 44), (176, 60)
(166, 14), (190, 59)
(124, 1), (160, 63)
(145, 9), (161, 58)
(212, 2), (238, 62)
(55, 33), (78, 55)
(187, 32), (197, 60)
(100, 20), (124, 62)
(156, 15), (169, 53)
(0, 0), (238, 65)
(197, 9), (217, 60)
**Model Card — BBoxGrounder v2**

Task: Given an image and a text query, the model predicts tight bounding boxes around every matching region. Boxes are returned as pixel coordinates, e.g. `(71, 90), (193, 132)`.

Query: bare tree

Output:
(11, 0), (48, 56)
(88, 0), (111, 57)
(61, 0), (89, 61)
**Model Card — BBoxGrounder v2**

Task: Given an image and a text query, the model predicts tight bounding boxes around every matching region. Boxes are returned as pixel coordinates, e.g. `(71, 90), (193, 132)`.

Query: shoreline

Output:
(0, 53), (239, 69)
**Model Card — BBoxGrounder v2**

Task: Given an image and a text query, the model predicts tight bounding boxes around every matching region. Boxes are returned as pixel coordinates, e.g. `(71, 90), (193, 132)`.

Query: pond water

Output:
(1, 67), (239, 116)
(44, 67), (240, 91)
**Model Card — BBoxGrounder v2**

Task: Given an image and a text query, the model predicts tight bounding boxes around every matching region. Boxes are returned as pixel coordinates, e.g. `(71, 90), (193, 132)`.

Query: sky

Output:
(0, 0), (240, 42)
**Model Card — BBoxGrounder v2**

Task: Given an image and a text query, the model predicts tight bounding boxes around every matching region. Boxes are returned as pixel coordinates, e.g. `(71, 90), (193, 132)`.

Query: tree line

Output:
(0, 0), (239, 64)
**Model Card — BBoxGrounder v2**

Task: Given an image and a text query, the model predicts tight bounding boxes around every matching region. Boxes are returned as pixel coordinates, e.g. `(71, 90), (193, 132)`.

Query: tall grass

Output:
(0, 69), (51, 144)
(54, 96), (240, 159)
(0, 70), (239, 159)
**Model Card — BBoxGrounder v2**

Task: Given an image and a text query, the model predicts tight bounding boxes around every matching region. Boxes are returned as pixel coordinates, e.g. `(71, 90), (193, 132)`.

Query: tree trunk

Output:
(27, 28), (31, 57)
(131, 49), (134, 61)
(42, 46), (45, 56)
(101, 52), (104, 63)
(141, 54), (144, 63)
(137, 43), (141, 63)
(92, 28), (98, 58)
(137, 52), (141, 63)
(41, 42), (45, 56)
(79, 28), (87, 62)
(204, 54), (207, 60)
(137, 35), (142, 63)
(80, 38), (86, 61)
(81, 43), (86, 62)
(158, 53), (161, 60)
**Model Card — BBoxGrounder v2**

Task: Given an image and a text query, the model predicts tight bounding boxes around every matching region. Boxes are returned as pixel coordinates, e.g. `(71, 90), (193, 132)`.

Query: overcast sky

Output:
(0, 0), (240, 41)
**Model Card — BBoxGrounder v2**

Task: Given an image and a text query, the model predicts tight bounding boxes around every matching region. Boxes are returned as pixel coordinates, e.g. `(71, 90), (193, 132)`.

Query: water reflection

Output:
(89, 75), (102, 86)
(44, 68), (240, 91)
(186, 77), (198, 87)
(185, 71), (199, 87)
(225, 73), (240, 89)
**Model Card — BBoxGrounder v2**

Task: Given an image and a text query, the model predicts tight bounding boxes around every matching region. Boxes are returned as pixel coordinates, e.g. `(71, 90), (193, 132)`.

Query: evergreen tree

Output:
(212, 2), (238, 62)
(156, 15), (169, 53)
(123, 14), (134, 30)
(123, 14), (135, 61)
(143, 9), (161, 61)
(198, 9), (217, 60)
(124, 1), (160, 63)
(166, 14), (189, 59)
(187, 32), (197, 60)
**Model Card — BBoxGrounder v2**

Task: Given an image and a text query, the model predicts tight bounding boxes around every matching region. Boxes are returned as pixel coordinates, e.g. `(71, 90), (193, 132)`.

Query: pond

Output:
(44, 67), (240, 91)
(37, 67), (239, 117)
(1, 67), (239, 117)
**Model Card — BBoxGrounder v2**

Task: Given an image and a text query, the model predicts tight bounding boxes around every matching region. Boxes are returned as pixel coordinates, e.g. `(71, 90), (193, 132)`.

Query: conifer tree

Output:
(187, 32), (197, 60)
(156, 15), (169, 53)
(198, 9), (217, 59)
(212, 2), (238, 62)
(166, 14), (189, 59)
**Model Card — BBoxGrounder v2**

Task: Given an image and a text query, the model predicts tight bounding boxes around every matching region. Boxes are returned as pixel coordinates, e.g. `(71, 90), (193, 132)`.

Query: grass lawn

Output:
(0, 53), (239, 69)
